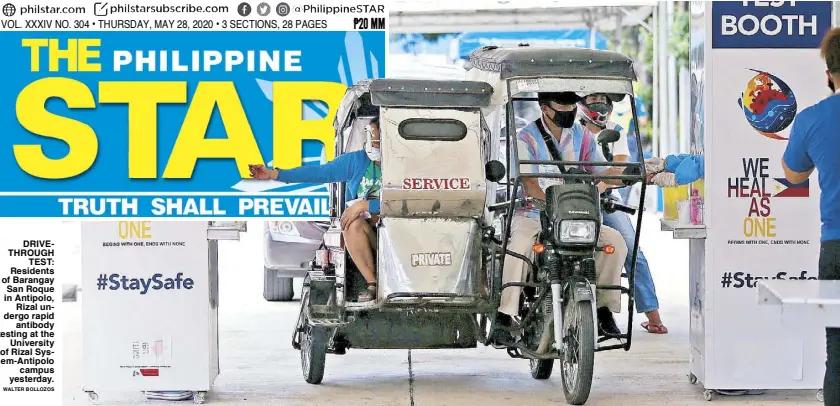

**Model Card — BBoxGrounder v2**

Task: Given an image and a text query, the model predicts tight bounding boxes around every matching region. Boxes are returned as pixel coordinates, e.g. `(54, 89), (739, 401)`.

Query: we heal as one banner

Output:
(705, 0), (830, 389)
(0, 31), (385, 218)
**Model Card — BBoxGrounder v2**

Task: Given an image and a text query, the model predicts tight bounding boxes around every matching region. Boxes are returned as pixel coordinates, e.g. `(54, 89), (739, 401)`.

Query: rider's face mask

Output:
(545, 103), (577, 129)
(586, 102), (612, 118)
(364, 124), (381, 161)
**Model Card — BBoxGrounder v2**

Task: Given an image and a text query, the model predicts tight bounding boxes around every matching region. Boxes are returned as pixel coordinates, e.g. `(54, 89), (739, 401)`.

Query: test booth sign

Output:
(690, 1), (830, 390)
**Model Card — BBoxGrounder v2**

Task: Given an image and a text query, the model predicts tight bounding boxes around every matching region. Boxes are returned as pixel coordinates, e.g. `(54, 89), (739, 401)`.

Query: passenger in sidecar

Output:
(250, 113), (382, 302)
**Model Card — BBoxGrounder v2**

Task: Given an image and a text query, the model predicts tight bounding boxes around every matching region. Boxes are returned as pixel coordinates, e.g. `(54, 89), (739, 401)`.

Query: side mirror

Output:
(485, 160), (505, 183)
(622, 166), (641, 186)
(597, 129), (621, 145)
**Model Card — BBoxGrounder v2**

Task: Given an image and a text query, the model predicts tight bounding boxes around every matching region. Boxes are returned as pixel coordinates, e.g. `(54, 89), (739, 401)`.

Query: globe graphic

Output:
(738, 70), (797, 138)
(2, 3), (15, 17)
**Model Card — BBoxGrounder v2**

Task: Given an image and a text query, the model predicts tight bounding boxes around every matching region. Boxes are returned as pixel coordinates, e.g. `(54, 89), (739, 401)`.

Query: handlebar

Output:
(600, 194), (637, 215)
(517, 160), (645, 185)
(488, 197), (544, 213)
(490, 195), (637, 216)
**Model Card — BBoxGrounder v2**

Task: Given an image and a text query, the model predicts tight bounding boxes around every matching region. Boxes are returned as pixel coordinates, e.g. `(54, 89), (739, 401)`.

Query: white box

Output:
(81, 221), (232, 394)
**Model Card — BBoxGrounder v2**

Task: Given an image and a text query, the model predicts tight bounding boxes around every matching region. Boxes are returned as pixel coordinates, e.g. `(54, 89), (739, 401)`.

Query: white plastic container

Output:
(81, 221), (244, 403)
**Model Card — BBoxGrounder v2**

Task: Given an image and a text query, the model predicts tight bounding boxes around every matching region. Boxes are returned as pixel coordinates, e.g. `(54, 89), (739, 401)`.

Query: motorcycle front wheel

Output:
(560, 297), (595, 405)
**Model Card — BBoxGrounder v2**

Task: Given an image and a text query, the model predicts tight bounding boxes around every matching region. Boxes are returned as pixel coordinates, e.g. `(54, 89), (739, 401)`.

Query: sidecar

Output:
(292, 78), (501, 384)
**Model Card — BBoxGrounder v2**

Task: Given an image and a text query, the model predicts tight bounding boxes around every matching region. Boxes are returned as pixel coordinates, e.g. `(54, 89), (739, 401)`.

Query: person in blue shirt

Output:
(781, 28), (840, 406)
(250, 116), (382, 302)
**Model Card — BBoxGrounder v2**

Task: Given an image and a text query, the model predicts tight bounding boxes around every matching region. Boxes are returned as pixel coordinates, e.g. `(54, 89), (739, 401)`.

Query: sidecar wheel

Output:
(530, 359), (554, 380)
(299, 287), (326, 385)
(560, 300), (595, 405)
(300, 323), (327, 384)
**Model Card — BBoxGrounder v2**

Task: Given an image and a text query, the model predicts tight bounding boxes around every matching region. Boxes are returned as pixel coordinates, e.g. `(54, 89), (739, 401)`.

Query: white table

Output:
(659, 218), (706, 239)
(757, 280), (840, 327)
(758, 280), (837, 402)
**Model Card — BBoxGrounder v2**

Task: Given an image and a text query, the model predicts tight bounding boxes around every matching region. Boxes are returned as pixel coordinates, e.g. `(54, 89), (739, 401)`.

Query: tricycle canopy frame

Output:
(468, 45), (637, 81)
(332, 78), (496, 153)
(369, 78), (494, 108)
(467, 46), (636, 106)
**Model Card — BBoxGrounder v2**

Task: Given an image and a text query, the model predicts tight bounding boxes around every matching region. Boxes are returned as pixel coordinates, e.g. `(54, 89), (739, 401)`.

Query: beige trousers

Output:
(498, 216), (627, 316)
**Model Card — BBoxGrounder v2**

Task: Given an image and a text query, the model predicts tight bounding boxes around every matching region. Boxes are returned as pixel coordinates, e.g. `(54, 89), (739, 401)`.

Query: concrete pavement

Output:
(59, 216), (823, 405)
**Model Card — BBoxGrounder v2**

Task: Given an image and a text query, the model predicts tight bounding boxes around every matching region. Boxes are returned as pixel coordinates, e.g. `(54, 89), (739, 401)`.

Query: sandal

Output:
(641, 321), (669, 334)
(358, 282), (376, 302)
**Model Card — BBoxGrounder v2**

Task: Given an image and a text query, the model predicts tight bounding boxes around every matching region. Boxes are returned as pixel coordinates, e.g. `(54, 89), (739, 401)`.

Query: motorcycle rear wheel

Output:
(530, 359), (554, 379)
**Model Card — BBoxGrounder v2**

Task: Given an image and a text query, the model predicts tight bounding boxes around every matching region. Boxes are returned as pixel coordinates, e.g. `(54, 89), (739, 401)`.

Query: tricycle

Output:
(293, 45), (647, 405)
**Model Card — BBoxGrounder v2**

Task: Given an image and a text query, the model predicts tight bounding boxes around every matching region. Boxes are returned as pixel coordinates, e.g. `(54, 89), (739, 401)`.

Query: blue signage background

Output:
(0, 31), (384, 193)
(456, 29), (608, 60)
(712, 1), (832, 49)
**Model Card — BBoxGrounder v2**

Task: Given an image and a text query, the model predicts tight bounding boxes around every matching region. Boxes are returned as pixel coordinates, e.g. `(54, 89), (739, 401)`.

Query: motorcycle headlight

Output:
(556, 220), (596, 244)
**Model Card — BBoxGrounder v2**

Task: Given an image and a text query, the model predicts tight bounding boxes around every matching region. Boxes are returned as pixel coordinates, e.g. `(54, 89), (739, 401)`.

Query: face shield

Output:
(364, 124), (381, 161)
(579, 94), (613, 129)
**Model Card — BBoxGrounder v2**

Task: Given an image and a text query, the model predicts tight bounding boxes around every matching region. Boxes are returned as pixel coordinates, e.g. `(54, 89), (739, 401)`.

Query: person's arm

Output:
(583, 128), (624, 186)
(664, 154), (691, 172)
(781, 112), (816, 185)
(516, 137), (546, 200)
(273, 152), (356, 184)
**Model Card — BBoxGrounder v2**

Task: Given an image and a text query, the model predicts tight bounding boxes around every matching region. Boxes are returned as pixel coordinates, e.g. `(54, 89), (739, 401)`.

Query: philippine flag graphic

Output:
(770, 177), (809, 197)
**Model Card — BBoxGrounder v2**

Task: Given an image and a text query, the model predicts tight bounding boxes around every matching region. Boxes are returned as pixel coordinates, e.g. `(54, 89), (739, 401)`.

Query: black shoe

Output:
(597, 307), (621, 337)
(490, 313), (515, 344)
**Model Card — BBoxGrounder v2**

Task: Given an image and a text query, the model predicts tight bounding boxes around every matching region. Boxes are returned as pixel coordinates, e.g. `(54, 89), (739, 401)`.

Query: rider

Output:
(495, 91), (627, 342)
(250, 113), (382, 302)
(578, 93), (668, 334)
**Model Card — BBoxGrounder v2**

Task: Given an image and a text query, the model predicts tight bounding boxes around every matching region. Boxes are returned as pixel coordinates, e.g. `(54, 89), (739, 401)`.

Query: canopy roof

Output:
(369, 79), (494, 108)
(468, 46), (636, 80)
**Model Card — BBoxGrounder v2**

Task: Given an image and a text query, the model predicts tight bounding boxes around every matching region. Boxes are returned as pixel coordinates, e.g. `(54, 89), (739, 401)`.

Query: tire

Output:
(560, 299), (595, 405)
(300, 290), (327, 384)
(530, 359), (554, 380)
(263, 267), (294, 301)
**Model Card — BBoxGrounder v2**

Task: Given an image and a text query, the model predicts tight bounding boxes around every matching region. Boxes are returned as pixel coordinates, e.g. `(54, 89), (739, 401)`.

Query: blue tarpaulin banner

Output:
(456, 29), (608, 60)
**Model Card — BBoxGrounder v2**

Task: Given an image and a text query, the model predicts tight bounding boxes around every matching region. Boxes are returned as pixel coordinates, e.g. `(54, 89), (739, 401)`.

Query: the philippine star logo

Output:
(737, 69), (797, 141)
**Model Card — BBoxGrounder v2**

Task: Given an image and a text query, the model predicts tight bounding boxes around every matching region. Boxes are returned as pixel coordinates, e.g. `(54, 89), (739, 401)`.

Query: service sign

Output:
(0, 2), (386, 218)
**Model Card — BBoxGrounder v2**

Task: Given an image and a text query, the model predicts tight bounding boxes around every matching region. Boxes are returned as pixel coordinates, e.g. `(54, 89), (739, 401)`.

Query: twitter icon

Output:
(257, 2), (271, 16)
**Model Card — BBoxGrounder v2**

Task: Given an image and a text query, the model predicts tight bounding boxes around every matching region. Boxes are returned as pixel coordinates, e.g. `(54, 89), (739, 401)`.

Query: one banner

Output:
(0, 1), (387, 218)
(705, 0), (829, 389)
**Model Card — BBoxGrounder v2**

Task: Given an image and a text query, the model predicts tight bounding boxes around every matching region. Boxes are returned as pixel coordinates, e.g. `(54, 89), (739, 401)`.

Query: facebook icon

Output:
(238, 2), (252, 16)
